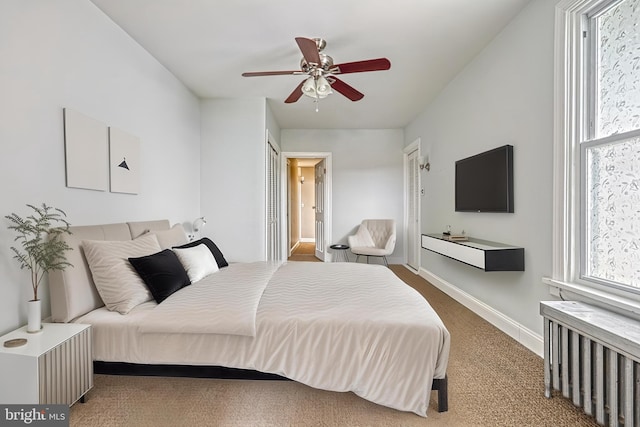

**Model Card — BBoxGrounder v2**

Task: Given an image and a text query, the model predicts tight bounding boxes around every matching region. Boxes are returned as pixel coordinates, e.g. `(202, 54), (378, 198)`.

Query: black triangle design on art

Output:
(118, 158), (129, 170)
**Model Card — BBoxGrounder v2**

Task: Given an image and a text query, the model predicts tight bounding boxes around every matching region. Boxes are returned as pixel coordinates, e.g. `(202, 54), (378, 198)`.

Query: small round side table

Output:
(330, 244), (350, 262)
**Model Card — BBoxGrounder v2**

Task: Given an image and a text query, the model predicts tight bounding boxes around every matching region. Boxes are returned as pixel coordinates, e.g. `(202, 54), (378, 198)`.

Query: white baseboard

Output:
(300, 238), (315, 243)
(419, 267), (544, 357)
(289, 241), (300, 256)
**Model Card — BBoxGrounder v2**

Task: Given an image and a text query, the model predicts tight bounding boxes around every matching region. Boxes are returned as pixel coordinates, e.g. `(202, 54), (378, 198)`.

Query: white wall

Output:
(405, 0), (556, 336)
(0, 0), (201, 335)
(266, 102), (281, 147)
(200, 98), (270, 262)
(281, 129), (405, 264)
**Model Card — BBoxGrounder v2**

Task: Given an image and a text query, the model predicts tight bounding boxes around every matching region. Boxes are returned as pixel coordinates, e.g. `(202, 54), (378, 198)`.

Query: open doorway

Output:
(289, 159), (320, 261)
(281, 152), (332, 263)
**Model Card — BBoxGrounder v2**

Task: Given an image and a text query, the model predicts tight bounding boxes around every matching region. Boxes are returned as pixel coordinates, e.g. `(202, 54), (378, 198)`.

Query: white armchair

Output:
(347, 219), (396, 266)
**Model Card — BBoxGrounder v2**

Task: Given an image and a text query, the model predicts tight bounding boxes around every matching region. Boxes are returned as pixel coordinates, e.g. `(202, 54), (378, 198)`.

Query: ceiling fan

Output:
(242, 37), (391, 109)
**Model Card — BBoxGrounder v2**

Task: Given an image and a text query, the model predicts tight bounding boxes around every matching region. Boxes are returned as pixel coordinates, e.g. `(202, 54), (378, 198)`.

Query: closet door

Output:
(266, 140), (280, 261)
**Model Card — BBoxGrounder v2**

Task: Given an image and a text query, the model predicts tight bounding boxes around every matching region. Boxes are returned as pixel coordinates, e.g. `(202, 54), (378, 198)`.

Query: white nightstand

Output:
(0, 323), (92, 405)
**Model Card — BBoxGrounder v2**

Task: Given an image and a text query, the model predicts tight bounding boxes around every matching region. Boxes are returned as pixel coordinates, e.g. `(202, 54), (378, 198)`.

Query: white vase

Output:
(27, 299), (42, 333)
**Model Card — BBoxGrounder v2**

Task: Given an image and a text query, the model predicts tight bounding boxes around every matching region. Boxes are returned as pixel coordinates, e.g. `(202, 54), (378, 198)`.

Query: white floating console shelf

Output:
(421, 234), (524, 271)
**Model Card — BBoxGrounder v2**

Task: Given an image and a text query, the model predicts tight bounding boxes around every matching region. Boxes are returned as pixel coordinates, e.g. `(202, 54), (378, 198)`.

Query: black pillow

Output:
(129, 249), (191, 303)
(174, 237), (228, 268)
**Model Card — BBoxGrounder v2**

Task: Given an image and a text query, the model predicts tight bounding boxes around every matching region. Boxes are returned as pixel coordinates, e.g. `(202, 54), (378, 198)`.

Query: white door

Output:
(314, 159), (326, 261)
(266, 140), (280, 261)
(406, 149), (420, 270)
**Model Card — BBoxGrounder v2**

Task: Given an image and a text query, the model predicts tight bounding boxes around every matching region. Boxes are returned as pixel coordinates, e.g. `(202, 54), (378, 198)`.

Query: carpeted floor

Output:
(69, 264), (598, 427)
(288, 242), (321, 262)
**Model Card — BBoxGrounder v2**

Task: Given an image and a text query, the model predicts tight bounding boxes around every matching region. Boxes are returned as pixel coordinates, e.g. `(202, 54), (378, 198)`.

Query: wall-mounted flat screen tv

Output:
(455, 144), (514, 213)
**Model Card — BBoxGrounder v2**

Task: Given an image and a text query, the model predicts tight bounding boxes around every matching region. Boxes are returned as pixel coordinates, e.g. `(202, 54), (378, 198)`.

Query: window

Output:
(554, 0), (640, 297)
(583, 0), (640, 289)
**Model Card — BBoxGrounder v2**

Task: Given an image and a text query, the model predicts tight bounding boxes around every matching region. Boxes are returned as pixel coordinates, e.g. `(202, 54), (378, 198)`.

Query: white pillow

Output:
(141, 224), (188, 250)
(82, 233), (161, 314)
(173, 244), (219, 283)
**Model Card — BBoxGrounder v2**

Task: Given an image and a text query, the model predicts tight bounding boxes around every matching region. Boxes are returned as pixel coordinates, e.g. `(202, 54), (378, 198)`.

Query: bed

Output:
(49, 220), (450, 417)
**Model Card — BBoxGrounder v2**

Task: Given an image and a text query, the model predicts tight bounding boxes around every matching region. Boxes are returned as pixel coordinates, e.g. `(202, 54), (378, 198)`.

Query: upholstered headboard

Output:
(49, 220), (170, 322)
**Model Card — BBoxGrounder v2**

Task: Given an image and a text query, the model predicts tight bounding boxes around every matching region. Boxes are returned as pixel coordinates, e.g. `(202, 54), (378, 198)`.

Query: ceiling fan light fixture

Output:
(302, 76), (316, 97)
(302, 75), (332, 100)
(316, 75), (333, 98)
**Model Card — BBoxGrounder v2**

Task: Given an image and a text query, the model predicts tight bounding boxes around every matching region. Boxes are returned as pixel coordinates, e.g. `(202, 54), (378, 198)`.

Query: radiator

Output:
(38, 326), (93, 405)
(541, 301), (640, 427)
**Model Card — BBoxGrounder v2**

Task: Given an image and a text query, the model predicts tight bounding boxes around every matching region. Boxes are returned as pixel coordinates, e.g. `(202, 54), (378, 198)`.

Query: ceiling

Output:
(89, 0), (531, 130)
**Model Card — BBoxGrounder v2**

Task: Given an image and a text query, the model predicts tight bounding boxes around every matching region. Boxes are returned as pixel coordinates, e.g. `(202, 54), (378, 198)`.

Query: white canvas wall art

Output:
(109, 127), (140, 194)
(64, 108), (108, 191)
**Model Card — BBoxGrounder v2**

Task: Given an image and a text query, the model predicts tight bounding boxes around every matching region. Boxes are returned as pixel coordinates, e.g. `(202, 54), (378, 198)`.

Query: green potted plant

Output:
(5, 203), (72, 332)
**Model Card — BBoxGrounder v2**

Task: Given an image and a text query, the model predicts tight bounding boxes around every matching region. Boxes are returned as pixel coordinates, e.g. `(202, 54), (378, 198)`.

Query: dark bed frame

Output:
(93, 361), (448, 413)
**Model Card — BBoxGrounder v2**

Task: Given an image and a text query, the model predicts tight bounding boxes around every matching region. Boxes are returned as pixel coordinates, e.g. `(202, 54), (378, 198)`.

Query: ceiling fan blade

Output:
(284, 80), (305, 103)
(242, 70), (300, 77)
(295, 37), (321, 65)
(333, 58), (391, 74)
(330, 77), (364, 101)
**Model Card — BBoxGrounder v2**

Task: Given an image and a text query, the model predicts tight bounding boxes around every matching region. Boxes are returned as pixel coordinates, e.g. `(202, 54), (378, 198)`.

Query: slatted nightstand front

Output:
(0, 323), (92, 405)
